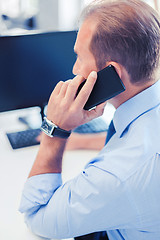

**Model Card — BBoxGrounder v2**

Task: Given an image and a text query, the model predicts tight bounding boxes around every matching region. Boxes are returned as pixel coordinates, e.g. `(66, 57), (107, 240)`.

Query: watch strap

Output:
(53, 127), (71, 138)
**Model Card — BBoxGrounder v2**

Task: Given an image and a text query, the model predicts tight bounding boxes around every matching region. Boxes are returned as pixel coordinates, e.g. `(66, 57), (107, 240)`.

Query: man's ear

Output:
(106, 61), (122, 79)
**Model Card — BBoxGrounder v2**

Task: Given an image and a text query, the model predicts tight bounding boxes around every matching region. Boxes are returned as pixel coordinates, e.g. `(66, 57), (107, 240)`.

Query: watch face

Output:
(41, 117), (56, 137)
(41, 117), (71, 138)
(41, 120), (53, 133)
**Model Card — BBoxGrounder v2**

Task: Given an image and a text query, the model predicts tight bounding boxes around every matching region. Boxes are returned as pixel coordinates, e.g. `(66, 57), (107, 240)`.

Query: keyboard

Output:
(73, 117), (108, 134)
(6, 128), (41, 149)
(6, 117), (108, 149)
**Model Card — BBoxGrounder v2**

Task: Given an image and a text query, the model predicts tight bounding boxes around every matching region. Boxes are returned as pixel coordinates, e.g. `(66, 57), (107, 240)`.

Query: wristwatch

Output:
(41, 117), (71, 139)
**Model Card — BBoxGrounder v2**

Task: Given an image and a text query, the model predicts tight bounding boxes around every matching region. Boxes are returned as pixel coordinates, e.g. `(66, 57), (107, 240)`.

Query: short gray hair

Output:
(80, 0), (160, 84)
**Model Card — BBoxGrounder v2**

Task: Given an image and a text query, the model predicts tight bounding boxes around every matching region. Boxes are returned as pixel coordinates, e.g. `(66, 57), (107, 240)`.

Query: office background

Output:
(0, 0), (159, 35)
(0, 0), (93, 34)
(0, 0), (159, 240)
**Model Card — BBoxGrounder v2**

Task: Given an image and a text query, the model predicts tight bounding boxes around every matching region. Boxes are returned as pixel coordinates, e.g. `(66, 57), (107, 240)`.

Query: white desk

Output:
(0, 108), (99, 240)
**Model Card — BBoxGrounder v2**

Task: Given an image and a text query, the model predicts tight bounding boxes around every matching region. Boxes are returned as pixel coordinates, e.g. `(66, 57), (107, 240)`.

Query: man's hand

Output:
(47, 71), (106, 131)
(28, 71), (106, 178)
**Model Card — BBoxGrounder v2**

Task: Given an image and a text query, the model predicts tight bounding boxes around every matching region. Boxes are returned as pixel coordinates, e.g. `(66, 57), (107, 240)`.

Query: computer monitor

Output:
(0, 30), (77, 118)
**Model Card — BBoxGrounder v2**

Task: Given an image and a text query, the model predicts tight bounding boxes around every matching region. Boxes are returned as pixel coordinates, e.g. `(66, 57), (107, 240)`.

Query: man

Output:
(19, 0), (160, 239)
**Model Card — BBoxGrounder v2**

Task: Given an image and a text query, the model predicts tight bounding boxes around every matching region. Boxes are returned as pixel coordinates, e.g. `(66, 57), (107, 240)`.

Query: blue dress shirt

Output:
(19, 80), (160, 240)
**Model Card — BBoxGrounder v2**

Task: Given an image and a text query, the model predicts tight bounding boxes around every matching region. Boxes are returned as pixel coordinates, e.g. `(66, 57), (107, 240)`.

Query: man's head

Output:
(75, 0), (160, 85)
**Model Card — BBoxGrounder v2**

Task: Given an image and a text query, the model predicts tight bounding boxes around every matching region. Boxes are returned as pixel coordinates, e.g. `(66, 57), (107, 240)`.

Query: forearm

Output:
(66, 132), (106, 150)
(19, 72), (108, 238)
(80, 133), (106, 150)
(28, 133), (67, 178)
(28, 73), (105, 178)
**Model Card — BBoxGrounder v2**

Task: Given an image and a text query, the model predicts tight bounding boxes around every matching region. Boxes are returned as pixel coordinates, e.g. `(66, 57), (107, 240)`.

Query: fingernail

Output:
(90, 71), (97, 79)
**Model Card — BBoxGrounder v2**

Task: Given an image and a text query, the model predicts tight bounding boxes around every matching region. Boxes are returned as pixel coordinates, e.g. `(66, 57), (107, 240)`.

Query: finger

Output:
(74, 71), (97, 109)
(65, 75), (84, 102)
(58, 80), (71, 97)
(51, 81), (64, 97)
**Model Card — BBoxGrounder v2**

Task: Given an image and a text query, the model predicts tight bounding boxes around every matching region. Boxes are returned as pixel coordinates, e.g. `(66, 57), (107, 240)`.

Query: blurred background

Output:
(0, 0), (159, 35)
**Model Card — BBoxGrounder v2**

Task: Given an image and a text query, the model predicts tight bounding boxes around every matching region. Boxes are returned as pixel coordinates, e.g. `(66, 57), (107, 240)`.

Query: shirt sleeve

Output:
(19, 160), (137, 240)
(19, 173), (62, 213)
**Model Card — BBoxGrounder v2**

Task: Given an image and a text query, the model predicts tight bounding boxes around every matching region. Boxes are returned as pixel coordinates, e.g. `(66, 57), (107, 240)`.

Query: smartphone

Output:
(76, 65), (125, 110)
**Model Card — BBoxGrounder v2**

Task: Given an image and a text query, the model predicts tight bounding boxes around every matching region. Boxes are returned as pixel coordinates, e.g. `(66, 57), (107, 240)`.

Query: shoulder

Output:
(87, 104), (160, 182)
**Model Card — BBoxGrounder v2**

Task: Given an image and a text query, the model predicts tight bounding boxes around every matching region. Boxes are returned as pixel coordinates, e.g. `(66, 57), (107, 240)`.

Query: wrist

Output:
(41, 132), (67, 145)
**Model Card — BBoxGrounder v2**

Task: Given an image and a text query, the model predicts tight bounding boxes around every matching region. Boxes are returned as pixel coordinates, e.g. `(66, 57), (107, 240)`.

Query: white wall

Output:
(36, 0), (59, 31)
(58, 0), (83, 30)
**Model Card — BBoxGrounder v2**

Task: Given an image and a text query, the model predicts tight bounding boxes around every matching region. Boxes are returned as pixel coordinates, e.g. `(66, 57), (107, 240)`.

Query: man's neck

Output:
(109, 78), (157, 109)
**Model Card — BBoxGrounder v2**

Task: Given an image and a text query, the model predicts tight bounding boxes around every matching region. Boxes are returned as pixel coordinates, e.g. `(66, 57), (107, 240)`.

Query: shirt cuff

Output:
(19, 173), (62, 214)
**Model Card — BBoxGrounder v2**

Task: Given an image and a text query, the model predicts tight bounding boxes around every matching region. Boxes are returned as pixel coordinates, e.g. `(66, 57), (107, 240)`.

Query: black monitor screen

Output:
(0, 30), (77, 113)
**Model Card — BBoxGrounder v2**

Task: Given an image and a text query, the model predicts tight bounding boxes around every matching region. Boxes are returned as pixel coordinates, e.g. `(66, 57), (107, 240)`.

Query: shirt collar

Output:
(113, 80), (160, 137)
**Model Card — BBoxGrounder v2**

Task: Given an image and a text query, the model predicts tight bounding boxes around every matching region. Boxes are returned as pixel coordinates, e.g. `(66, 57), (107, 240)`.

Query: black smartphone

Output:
(76, 65), (125, 110)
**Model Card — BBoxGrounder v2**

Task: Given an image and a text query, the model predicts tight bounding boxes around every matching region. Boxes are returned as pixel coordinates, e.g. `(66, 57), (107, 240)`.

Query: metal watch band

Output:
(41, 117), (71, 139)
